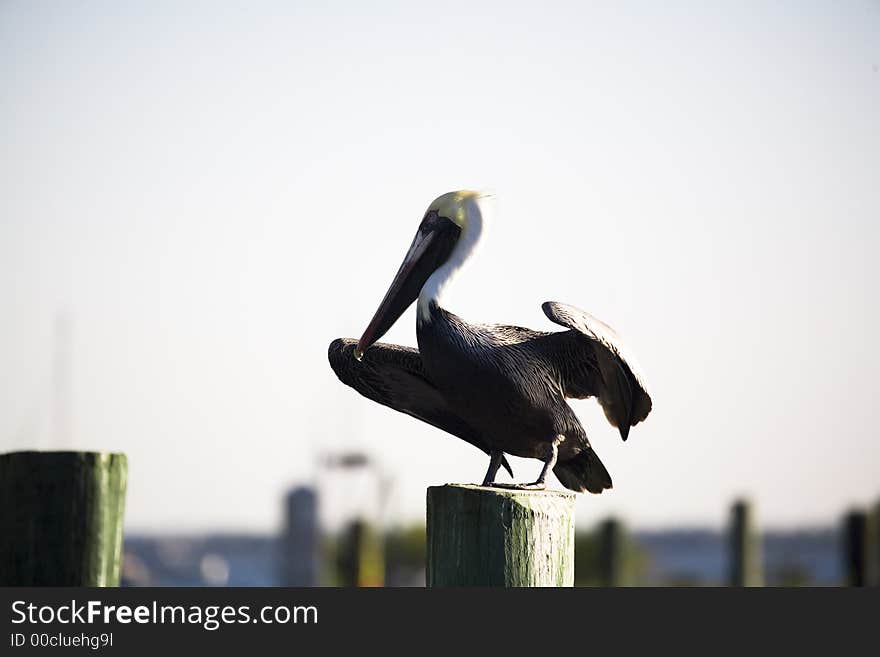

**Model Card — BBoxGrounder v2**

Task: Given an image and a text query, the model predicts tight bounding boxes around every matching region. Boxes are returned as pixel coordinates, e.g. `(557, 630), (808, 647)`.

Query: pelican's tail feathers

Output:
(553, 447), (612, 494)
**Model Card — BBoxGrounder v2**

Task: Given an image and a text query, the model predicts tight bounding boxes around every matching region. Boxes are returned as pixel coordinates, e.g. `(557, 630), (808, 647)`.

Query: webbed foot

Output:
(483, 481), (546, 491)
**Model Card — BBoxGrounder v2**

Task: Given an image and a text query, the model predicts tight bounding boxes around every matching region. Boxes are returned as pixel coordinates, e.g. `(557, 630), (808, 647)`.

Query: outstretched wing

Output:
(328, 338), (513, 476)
(541, 301), (652, 440)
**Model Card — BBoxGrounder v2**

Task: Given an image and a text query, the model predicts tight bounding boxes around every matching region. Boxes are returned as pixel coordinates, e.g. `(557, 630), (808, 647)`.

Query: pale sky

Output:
(2, 1), (878, 533)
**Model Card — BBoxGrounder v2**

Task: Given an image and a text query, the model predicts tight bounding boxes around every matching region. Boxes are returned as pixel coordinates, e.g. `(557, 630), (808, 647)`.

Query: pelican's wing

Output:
(328, 338), (513, 476)
(541, 301), (652, 440)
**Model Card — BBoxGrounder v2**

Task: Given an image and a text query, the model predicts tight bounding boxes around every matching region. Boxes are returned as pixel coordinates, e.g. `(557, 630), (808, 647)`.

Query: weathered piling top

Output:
(427, 483), (576, 587)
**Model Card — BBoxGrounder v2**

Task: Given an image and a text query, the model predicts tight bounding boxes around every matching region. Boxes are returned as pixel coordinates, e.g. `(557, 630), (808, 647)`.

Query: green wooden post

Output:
(842, 509), (869, 587)
(0, 451), (127, 586)
(728, 499), (762, 586)
(337, 519), (384, 587)
(426, 484), (575, 587)
(598, 518), (625, 586)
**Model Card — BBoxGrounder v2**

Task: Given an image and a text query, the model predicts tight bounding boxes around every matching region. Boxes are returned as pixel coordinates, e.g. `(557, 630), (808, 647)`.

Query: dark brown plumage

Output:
(329, 300), (651, 493)
(328, 190), (652, 492)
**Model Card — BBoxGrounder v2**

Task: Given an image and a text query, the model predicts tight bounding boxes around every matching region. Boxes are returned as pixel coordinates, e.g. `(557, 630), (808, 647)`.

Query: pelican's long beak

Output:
(355, 215), (460, 360)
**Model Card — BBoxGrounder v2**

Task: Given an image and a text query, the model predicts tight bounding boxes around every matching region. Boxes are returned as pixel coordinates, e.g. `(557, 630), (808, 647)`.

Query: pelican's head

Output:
(426, 190), (484, 230)
(354, 190), (488, 360)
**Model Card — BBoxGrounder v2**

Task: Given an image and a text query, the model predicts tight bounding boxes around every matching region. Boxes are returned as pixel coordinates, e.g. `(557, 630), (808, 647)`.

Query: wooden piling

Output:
(280, 486), (320, 586)
(426, 484), (575, 587)
(872, 500), (880, 587)
(842, 509), (869, 587)
(728, 499), (762, 586)
(0, 451), (127, 586)
(337, 519), (385, 587)
(598, 518), (625, 586)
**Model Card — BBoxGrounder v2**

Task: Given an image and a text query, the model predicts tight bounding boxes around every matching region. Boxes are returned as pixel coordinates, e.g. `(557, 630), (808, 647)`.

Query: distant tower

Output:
(51, 312), (73, 448)
(280, 487), (319, 586)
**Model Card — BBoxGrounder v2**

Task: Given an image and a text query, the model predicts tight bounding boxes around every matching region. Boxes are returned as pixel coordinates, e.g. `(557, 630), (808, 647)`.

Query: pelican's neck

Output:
(417, 196), (489, 322)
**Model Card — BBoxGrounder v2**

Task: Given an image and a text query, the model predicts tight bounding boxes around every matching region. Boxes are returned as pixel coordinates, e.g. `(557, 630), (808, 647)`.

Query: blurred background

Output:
(1, 1), (878, 585)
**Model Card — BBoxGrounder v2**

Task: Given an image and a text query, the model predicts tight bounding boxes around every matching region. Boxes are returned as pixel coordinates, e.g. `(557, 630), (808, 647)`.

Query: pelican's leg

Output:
(526, 439), (560, 489)
(490, 438), (562, 490)
(481, 450), (504, 486)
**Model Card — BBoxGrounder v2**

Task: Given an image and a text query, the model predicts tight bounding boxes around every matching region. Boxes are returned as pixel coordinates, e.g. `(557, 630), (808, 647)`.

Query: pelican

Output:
(328, 191), (652, 492)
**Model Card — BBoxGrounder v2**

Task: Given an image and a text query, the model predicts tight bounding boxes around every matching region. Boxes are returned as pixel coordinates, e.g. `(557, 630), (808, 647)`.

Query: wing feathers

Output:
(542, 301), (652, 439)
(328, 338), (513, 476)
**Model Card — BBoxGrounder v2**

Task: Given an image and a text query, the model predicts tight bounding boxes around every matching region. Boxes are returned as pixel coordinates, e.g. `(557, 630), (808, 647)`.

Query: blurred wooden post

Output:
(426, 484), (575, 587)
(728, 499), (763, 586)
(872, 500), (880, 587)
(842, 509), (869, 587)
(598, 518), (625, 586)
(280, 486), (319, 586)
(0, 451), (127, 586)
(337, 519), (384, 587)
